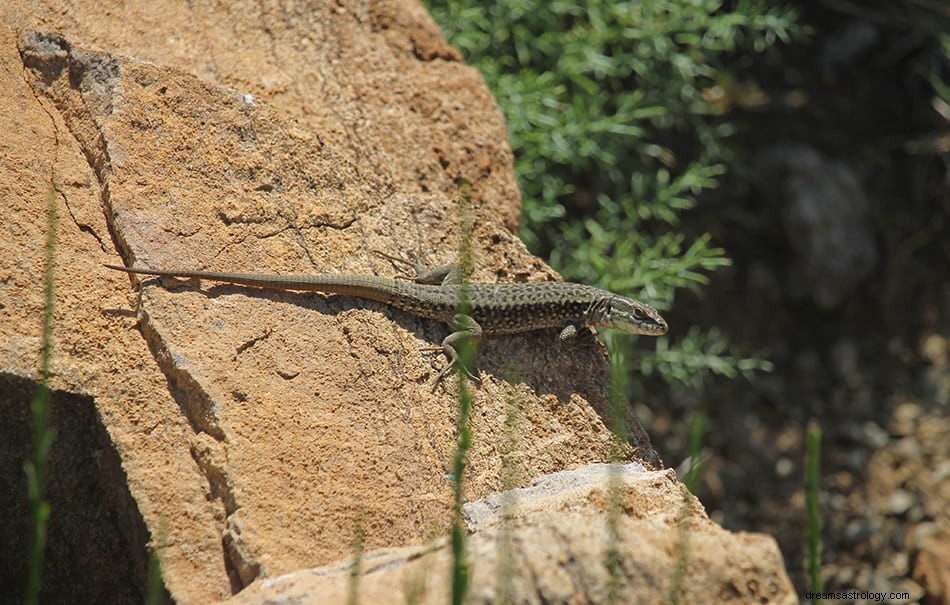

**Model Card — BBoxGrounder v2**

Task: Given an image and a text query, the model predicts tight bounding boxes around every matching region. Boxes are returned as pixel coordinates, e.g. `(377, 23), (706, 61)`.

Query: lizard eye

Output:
(632, 308), (646, 321)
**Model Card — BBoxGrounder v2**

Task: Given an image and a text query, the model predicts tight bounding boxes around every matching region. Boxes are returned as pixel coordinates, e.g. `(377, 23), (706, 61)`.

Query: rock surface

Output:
(1, 1), (793, 603)
(756, 143), (877, 310)
(228, 464), (796, 605)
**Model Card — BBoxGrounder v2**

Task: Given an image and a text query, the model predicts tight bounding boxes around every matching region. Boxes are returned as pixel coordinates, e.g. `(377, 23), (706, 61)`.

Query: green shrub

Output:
(427, 0), (796, 387)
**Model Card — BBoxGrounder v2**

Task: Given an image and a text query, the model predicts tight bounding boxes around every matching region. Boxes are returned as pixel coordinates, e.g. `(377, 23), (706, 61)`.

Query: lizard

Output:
(104, 262), (668, 386)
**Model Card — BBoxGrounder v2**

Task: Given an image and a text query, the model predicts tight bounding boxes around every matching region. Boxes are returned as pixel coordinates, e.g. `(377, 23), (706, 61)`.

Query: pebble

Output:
(887, 490), (915, 515)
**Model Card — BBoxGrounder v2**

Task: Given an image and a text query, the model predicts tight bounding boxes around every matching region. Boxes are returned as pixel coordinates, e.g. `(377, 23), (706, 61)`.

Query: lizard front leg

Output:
(432, 313), (483, 391)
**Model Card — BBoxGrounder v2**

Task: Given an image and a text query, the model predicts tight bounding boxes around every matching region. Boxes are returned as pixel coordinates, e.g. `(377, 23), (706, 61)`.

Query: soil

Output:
(647, 3), (949, 603)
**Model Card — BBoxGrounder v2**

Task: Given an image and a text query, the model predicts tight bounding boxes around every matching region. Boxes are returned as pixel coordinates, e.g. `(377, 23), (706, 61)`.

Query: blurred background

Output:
(426, 0), (949, 601)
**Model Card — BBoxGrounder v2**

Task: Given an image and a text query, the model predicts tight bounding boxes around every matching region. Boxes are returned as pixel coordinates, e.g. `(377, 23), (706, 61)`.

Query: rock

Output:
(910, 523), (950, 605)
(757, 143), (877, 309)
(888, 490), (917, 516)
(819, 20), (881, 74)
(227, 464), (797, 605)
(1, 1), (792, 603)
(867, 408), (950, 604)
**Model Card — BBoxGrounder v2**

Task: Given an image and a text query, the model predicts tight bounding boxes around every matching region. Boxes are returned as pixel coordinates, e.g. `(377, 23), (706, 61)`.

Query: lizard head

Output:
(597, 296), (668, 336)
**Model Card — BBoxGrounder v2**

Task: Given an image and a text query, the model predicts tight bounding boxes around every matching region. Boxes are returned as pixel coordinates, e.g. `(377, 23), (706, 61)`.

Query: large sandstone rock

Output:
(228, 464), (796, 605)
(0, 1), (794, 603)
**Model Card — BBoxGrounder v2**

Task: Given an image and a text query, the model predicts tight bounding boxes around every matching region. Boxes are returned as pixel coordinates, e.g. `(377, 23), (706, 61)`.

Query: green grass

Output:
(449, 181), (477, 605)
(669, 412), (707, 604)
(145, 551), (165, 605)
(145, 527), (168, 604)
(24, 179), (59, 605)
(805, 419), (823, 603)
(347, 520), (366, 605)
(495, 384), (524, 605)
(682, 411), (708, 495)
(604, 351), (632, 605)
